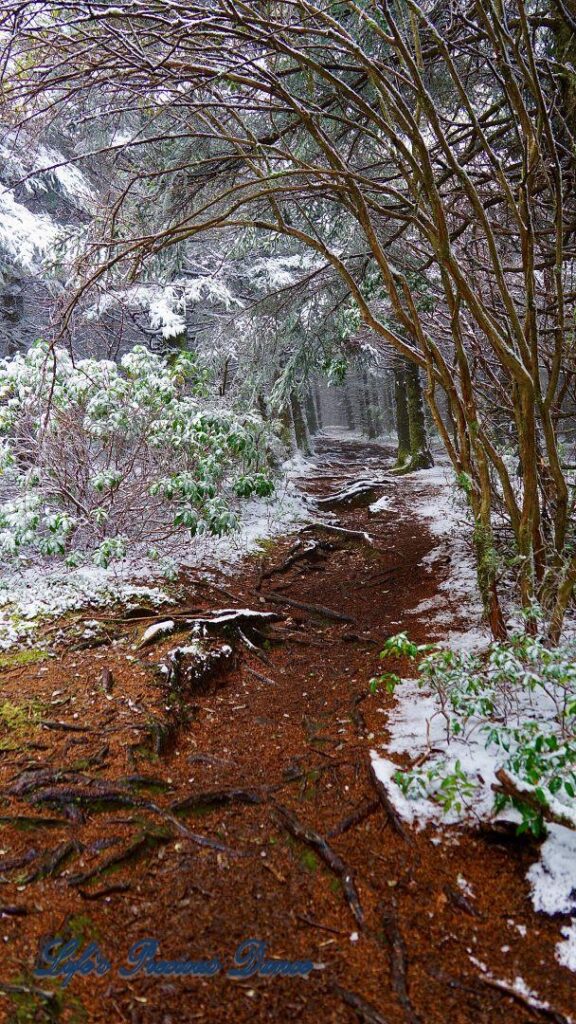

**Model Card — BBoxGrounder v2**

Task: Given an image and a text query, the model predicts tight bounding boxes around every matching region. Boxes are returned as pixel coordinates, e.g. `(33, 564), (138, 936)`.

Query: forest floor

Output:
(0, 433), (572, 1024)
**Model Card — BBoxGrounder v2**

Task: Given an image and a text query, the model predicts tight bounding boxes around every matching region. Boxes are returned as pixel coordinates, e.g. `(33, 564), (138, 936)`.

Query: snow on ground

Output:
(401, 463), (489, 652)
(369, 459), (576, 972)
(0, 454), (313, 649)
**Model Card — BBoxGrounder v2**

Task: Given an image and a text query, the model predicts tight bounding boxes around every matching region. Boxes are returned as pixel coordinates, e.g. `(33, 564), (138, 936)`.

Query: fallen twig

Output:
(297, 914), (347, 936)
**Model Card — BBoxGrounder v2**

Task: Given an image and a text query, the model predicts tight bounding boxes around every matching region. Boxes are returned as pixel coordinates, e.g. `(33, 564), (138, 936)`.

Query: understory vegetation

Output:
(373, 631), (576, 836)
(0, 343), (276, 568)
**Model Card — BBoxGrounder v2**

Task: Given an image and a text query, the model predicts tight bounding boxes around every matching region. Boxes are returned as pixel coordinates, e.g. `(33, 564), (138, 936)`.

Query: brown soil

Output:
(0, 434), (572, 1024)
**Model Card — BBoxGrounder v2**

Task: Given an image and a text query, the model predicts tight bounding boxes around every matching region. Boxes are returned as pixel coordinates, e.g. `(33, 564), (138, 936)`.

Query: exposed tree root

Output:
(493, 768), (576, 832)
(171, 787), (265, 815)
(22, 840), (82, 884)
(301, 523), (375, 545)
(258, 591), (355, 623)
(274, 803), (364, 926)
(427, 964), (570, 1024)
(68, 831), (170, 887)
(258, 539), (332, 588)
(334, 984), (392, 1024)
(369, 762), (414, 845)
(380, 901), (421, 1024)
(328, 799), (380, 839)
(79, 882), (131, 900)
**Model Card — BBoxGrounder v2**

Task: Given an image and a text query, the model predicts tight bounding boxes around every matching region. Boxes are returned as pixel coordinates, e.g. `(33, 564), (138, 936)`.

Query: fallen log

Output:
(301, 523), (375, 546)
(315, 480), (384, 511)
(258, 591), (355, 624)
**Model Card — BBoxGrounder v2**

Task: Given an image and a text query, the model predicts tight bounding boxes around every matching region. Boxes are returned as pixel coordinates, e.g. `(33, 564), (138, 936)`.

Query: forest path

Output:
(0, 432), (572, 1024)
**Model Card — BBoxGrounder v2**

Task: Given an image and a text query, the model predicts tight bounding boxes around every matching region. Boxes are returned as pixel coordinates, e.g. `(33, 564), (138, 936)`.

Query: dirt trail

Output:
(0, 433), (572, 1024)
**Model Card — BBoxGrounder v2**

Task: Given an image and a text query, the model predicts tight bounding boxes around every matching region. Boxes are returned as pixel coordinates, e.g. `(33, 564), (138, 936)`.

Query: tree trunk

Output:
(305, 389), (319, 436)
(394, 362), (411, 468)
(394, 358), (433, 470)
(405, 361), (434, 470)
(290, 392), (311, 455)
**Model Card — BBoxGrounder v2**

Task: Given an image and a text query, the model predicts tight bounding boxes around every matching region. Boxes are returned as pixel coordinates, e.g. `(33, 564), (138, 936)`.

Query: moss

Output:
(0, 648), (49, 670)
(60, 914), (100, 944)
(0, 699), (44, 749)
(299, 849), (319, 873)
(2, 976), (87, 1024)
(254, 537), (277, 555)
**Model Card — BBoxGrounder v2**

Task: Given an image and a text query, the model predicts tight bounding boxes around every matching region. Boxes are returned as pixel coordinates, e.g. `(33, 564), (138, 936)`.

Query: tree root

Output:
(171, 787), (265, 815)
(258, 591), (355, 623)
(79, 882), (131, 900)
(369, 762), (414, 845)
(427, 964), (569, 1024)
(274, 803), (364, 926)
(380, 901), (421, 1024)
(258, 539), (332, 588)
(27, 783), (239, 855)
(68, 831), (170, 887)
(328, 799), (380, 839)
(22, 840), (82, 883)
(334, 985), (391, 1024)
(492, 768), (576, 832)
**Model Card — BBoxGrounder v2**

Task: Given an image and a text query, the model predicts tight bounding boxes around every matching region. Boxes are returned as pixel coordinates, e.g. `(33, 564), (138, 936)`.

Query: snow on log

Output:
(191, 608), (283, 626)
(163, 641), (235, 692)
(314, 480), (386, 511)
(138, 619), (176, 648)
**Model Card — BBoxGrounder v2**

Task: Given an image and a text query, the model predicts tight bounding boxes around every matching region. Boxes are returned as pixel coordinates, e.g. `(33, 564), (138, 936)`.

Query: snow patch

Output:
(0, 190), (60, 269)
